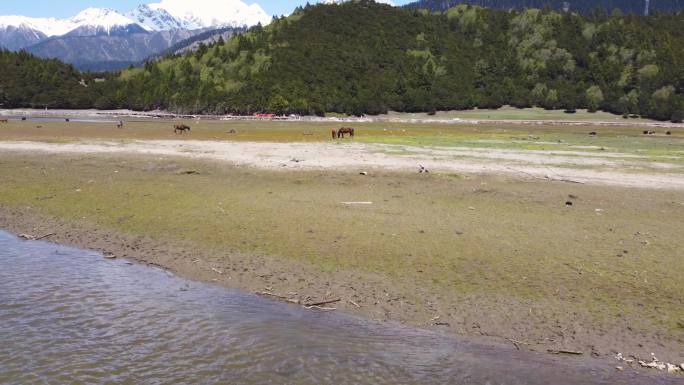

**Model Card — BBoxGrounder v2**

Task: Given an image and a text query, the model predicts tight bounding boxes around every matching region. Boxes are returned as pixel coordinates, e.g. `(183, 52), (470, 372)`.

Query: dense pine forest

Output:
(1, 1), (683, 121)
(0, 50), (110, 109)
(405, 0), (684, 15)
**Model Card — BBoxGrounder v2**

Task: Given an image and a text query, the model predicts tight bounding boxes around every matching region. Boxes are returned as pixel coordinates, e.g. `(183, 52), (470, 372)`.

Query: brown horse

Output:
(0, 119), (8, 124)
(337, 127), (355, 138)
(174, 124), (191, 134)
(332, 129), (337, 139)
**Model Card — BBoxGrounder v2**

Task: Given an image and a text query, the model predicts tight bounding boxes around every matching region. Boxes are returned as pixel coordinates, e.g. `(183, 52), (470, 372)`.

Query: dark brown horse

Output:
(0, 119), (8, 124)
(337, 127), (355, 138)
(174, 124), (191, 134)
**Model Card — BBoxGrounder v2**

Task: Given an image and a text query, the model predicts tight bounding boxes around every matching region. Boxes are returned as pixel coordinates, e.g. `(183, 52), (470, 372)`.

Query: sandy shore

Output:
(1, 140), (683, 189)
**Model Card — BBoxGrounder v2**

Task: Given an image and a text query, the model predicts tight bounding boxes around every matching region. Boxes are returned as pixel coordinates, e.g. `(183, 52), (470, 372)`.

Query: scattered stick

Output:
(341, 202), (373, 205)
(548, 349), (583, 355)
(304, 305), (337, 311)
(506, 338), (530, 350)
(35, 233), (55, 240)
(304, 298), (341, 307)
(348, 299), (361, 308)
(256, 291), (288, 300)
(255, 291), (300, 304)
(211, 267), (223, 275)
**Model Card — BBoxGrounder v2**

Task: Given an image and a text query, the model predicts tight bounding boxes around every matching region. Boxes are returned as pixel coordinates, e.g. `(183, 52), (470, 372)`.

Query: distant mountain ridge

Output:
(404, 0), (684, 15)
(26, 29), (199, 72)
(0, 0), (266, 70)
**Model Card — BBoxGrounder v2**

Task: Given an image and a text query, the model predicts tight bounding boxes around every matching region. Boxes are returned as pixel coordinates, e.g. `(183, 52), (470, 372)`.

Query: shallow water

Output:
(0, 230), (677, 385)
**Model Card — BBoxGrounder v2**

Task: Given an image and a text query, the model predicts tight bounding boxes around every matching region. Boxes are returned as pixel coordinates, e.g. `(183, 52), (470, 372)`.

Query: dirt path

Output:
(1, 140), (683, 190)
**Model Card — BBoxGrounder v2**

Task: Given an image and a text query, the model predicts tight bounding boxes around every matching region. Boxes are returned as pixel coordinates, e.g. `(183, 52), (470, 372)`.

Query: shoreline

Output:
(2, 108), (683, 128)
(1, 202), (683, 374)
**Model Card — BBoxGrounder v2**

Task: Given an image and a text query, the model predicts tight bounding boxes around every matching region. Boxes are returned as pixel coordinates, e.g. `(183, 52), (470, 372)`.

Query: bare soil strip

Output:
(1, 140), (683, 189)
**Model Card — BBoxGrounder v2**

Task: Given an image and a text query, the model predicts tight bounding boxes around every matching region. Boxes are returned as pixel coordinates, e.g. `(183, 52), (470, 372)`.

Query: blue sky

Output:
(0, 1), (412, 18)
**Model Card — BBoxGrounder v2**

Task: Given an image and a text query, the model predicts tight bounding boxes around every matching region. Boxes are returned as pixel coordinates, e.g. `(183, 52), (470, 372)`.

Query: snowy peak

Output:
(66, 8), (145, 36)
(0, 8), (141, 38)
(127, 4), (189, 31)
(0, 15), (76, 37)
(0, 0), (272, 43)
(71, 8), (137, 29)
(148, 0), (272, 29)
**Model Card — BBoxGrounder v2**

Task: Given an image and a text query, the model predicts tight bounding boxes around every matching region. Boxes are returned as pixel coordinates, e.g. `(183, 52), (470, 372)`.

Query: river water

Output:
(0, 230), (678, 385)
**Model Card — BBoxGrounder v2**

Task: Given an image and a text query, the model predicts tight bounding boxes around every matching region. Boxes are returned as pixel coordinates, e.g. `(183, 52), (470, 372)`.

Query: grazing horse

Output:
(337, 127), (355, 138)
(174, 124), (191, 134)
(65, 118), (70, 122)
(0, 119), (8, 124)
(332, 129), (337, 140)
(116, 120), (124, 129)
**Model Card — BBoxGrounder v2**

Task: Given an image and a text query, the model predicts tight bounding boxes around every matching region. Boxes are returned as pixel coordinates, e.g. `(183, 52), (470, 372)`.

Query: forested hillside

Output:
(1, 1), (683, 121)
(0, 50), (105, 109)
(404, 0), (684, 15)
(111, 1), (684, 121)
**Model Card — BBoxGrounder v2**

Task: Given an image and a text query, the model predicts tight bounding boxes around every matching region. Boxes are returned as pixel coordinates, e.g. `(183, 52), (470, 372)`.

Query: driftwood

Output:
(348, 299), (361, 308)
(304, 298), (341, 307)
(548, 349), (583, 355)
(18, 232), (54, 241)
(254, 292), (342, 310)
(304, 305), (337, 311)
(255, 291), (301, 304)
(506, 338), (530, 350)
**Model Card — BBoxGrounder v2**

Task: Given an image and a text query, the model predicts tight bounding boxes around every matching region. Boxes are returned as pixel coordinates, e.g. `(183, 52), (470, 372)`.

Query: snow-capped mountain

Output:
(0, 0), (271, 70)
(127, 4), (190, 31)
(0, 8), (141, 40)
(0, 0), (271, 40)
(0, 22), (47, 50)
(0, 15), (76, 38)
(147, 0), (271, 29)
(65, 8), (149, 36)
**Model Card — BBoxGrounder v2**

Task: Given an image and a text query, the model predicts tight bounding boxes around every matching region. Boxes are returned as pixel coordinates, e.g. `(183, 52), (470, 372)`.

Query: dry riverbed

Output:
(0, 119), (683, 374)
(0, 139), (682, 189)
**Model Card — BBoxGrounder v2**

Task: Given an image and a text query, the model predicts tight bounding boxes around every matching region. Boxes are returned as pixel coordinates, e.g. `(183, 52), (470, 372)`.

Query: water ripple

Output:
(0, 230), (678, 385)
